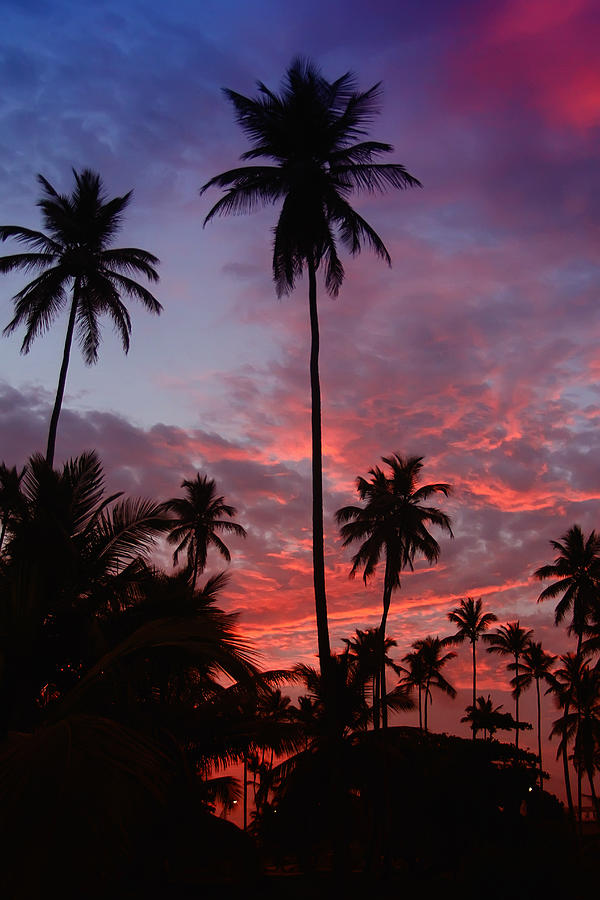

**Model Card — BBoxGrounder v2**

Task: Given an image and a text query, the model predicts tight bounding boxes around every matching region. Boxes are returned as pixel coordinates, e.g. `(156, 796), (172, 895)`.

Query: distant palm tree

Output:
(447, 597), (497, 738)
(0, 463), (26, 554)
(484, 622), (533, 750)
(512, 640), (556, 789)
(336, 454), (452, 726)
(202, 58), (421, 677)
(163, 474), (247, 586)
(342, 627), (398, 729)
(461, 694), (518, 740)
(0, 170), (161, 466)
(406, 636), (456, 732)
(533, 524), (600, 658)
(396, 648), (428, 731)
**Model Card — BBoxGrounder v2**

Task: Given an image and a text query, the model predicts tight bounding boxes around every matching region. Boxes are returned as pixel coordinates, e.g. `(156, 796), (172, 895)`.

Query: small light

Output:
(528, 787), (533, 792)
(232, 800), (238, 804)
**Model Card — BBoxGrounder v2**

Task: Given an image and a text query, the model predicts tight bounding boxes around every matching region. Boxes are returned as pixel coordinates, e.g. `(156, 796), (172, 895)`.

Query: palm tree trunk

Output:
(424, 682), (430, 732)
(561, 703), (575, 822)
(378, 561), (392, 729)
(418, 684), (422, 731)
(0, 516), (7, 554)
(243, 754), (248, 830)
(536, 676), (543, 790)
(373, 669), (380, 730)
(472, 639), (476, 740)
(514, 655), (519, 751)
(307, 258), (331, 676)
(46, 282), (79, 468)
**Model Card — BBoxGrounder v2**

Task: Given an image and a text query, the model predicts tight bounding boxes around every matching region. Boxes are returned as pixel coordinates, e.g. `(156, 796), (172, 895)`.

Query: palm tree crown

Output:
(164, 474), (247, 586)
(201, 57), (420, 297)
(202, 58), (420, 678)
(0, 169), (161, 466)
(533, 524), (600, 649)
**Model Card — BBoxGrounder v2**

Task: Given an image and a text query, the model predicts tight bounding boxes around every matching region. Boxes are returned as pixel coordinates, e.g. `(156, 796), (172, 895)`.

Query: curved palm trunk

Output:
(378, 559), (392, 729)
(307, 259), (331, 676)
(424, 683), (430, 732)
(418, 684), (422, 731)
(46, 281), (80, 468)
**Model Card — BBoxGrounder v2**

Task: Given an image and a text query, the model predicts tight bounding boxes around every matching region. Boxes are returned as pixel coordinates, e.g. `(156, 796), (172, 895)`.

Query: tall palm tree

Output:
(533, 524), (600, 658)
(0, 169), (162, 467)
(447, 597), (497, 738)
(336, 454), (452, 726)
(484, 622), (533, 750)
(547, 652), (584, 823)
(163, 474), (247, 586)
(202, 59), (421, 677)
(512, 640), (556, 789)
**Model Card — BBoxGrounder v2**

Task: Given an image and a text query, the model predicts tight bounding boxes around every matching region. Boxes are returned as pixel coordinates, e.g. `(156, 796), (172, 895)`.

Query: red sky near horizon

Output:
(1, 0), (599, 798)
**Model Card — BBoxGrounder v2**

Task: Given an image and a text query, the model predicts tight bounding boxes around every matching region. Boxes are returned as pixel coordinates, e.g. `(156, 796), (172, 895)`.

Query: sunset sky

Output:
(1, 0), (599, 793)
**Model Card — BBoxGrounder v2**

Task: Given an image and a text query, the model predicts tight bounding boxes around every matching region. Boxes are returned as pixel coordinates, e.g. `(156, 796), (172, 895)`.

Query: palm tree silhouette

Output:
(163, 474), (247, 586)
(0, 170), (161, 466)
(550, 659), (600, 824)
(0, 450), (170, 731)
(533, 524), (600, 658)
(484, 622), (532, 750)
(0, 463), (26, 554)
(336, 454), (452, 726)
(461, 694), (525, 740)
(202, 58), (420, 676)
(512, 640), (556, 789)
(342, 627), (399, 728)
(404, 636), (456, 732)
(447, 597), (497, 738)
(396, 648), (428, 731)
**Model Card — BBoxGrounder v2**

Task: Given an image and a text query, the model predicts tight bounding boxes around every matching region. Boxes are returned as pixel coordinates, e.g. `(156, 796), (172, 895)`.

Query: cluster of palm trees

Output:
(1, 57), (599, 885)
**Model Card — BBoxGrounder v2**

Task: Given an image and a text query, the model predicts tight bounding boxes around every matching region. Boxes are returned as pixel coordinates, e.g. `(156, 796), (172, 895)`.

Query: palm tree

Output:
(336, 454), (452, 726)
(0, 169), (162, 467)
(484, 622), (533, 750)
(461, 694), (525, 741)
(396, 648), (428, 731)
(202, 59), (421, 677)
(533, 524), (600, 658)
(0, 450), (170, 731)
(405, 636), (456, 732)
(447, 597), (497, 738)
(0, 463), (26, 554)
(547, 652), (585, 823)
(512, 640), (556, 789)
(163, 474), (247, 586)
(550, 661), (600, 824)
(342, 627), (398, 729)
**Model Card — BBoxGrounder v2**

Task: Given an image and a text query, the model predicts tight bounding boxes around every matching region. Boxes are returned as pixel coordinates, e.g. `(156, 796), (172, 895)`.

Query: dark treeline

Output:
(1, 58), (598, 896)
